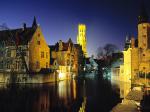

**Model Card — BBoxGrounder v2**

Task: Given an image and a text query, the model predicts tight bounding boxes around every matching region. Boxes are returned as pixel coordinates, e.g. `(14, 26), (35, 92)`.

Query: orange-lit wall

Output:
(29, 26), (50, 72)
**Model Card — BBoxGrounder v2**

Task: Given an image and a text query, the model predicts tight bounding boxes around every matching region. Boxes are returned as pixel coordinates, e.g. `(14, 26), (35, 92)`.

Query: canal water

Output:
(0, 76), (122, 112)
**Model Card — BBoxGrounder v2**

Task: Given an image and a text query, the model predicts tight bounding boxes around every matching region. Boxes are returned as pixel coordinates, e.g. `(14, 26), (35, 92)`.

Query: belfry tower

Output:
(138, 1), (150, 49)
(77, 24), (87, 57)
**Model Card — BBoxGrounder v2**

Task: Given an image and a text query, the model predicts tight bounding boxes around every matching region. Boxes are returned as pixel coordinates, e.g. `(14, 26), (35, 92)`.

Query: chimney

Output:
(23, 23), (27, 30)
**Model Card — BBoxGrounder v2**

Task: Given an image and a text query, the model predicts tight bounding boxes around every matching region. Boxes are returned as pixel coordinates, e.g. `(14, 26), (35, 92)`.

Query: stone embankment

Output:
(0, 72), (57, 84)
(111, 88), (143, 112)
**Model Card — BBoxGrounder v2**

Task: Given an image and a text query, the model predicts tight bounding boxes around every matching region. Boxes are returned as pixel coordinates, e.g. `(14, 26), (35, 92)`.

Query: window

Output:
(36, 61), (40, 69)
(38, 33), (40, 37)
(7, 50), (11, 57)
(7, 61), (10, 69)
(143, 35), (146, 38)
(16, 50), (20, 57)
(143, 26), (146, 29)
(21, 64), (25, 69)
(46, 52), (48, 59)
(67, 60), (70, 65)
(21, 50), (26, 56)
(41, 104), (44, 111)
(37, 41), (40, 45)
(41, 52), (44, 58)
(46, 62), (48, 68)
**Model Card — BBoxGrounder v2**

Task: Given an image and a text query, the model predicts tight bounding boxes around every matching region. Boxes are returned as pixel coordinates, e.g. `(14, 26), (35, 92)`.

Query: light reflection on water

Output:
(0, 77), (121, 112)
(111, 79), (131, 99)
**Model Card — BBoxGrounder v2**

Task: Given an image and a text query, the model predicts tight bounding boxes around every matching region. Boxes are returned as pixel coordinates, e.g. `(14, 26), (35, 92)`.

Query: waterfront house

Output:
(49, 38), (85, 76)
(0, 17), (50, 73)
(49, 39), (76, 74)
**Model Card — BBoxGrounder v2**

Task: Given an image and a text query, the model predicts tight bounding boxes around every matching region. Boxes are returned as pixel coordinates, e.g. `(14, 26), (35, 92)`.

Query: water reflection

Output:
(111, 80), (131, 99)
(0, 77), (120, 112)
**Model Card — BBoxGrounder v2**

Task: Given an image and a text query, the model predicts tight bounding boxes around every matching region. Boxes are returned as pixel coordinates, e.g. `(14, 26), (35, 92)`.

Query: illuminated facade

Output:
(29, 20), (50, 72)
(120, 5), (150, 84)
(77, 24), (87, 57)
(50, 39), (76, 74)
(120, 48), (139, 82)
(0, 17), (50, 73)
(49, 38), (84, 76)
(0, 18), (86, 75)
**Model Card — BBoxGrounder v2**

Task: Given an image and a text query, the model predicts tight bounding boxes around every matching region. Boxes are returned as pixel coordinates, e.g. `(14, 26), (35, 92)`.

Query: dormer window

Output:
(37, 41), (40, 45)
(38, 33), (40, 37)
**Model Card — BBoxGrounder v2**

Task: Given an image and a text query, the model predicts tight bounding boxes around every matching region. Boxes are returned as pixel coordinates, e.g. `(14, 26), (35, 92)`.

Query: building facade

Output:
(49, 39), (84, 75)
(0, 17), (50, 73)
(120, 5), (150, 85)
(29, 19), (50, 72)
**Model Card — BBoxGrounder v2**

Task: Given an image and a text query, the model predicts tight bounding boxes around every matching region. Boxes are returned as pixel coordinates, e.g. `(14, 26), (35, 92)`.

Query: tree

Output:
(96, 43), (119, 78)
(104, 44), (118, 56)
(97, 44), (118, 60)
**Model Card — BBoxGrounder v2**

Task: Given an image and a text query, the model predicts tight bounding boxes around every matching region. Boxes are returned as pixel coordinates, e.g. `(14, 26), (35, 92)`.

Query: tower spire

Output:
(138, 0), (149, 24)
(32, 16), (38, 28)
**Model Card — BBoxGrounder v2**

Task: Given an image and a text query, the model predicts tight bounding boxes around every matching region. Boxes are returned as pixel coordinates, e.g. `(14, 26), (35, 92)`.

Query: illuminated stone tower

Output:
(138, 2), (150, 49)
(77, 24), (87, 57)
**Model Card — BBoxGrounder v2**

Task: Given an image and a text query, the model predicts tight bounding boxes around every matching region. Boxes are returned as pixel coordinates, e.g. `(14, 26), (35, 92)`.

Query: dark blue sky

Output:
(0, 0), (150, 56)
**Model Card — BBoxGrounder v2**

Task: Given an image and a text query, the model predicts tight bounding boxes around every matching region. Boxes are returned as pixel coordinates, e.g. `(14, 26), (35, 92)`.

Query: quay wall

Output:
(0, 72), (57, 84)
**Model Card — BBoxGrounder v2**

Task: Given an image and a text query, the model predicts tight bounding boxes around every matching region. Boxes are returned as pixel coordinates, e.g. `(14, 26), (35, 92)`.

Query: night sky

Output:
(0, 0), (150, 56)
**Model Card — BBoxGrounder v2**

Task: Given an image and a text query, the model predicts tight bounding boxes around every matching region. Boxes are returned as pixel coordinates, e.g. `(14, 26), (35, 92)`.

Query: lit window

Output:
(41, 52), (44, 58)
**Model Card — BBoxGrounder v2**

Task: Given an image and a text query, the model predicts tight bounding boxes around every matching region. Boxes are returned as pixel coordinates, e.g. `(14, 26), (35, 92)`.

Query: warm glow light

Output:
(58, 73), (65, 80)
(73, 80), (76, 99)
